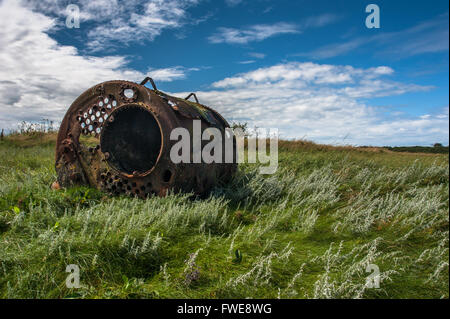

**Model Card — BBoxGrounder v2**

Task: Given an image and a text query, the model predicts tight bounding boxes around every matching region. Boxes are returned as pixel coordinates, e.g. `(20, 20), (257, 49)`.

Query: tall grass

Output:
(0, 133), (448, 298)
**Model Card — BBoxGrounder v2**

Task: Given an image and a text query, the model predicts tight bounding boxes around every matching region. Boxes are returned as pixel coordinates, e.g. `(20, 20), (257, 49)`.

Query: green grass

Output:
(0, 133), (448, 299)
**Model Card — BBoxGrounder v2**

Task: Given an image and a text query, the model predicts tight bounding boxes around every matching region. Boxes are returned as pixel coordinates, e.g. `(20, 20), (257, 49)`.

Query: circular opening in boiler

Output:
(100, 105), (162, 175)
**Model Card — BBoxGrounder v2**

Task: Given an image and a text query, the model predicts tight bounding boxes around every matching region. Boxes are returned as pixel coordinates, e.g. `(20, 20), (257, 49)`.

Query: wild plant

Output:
(183, 249), (202, 286)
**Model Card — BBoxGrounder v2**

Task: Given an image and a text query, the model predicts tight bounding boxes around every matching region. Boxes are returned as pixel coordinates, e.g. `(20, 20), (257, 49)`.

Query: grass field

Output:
(0, 132), (448, 299)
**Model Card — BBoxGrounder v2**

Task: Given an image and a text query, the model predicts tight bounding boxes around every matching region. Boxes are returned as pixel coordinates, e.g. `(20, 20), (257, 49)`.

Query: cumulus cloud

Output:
(0, 0), (191, 130)
(212, 63), (395, 88)
(171, 62), (447, 146)
(22, 0), (201, 51)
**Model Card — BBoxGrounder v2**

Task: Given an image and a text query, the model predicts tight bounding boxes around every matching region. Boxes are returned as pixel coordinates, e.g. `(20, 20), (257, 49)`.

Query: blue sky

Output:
(0, 0), (448, 145)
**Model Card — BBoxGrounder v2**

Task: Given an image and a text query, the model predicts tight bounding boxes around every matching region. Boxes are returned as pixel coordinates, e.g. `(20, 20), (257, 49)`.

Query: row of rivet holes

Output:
(101, 172), (153, 196)
(77, 97), (118, 135)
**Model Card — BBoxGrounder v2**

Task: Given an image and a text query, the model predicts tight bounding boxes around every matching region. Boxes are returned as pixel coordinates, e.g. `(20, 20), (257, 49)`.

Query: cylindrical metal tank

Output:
(55, 78), (237, 198)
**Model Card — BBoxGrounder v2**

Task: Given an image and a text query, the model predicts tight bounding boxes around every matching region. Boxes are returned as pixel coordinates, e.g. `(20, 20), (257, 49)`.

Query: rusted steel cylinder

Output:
(55, 79), (237, 198)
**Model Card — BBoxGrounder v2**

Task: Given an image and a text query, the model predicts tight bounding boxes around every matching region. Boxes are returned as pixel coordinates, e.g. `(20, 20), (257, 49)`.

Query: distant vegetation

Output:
(383, 145), (449, 154)
(0, 132), (448, 299)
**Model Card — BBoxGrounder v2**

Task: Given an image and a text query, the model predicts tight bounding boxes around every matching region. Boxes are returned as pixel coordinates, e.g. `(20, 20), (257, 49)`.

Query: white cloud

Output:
(238, 60), (256, 64)
(0, 0), (190, 130)
(248, 52), (266, 59)
(146, 66), (199, 82)
(208, 22), (299, 44)
(212, 63), (396, 88)
(23, 0), (201, 51)
(301, 38), (368, 59)
(171, 62), (446, 146)
(208, 13), (339, 45)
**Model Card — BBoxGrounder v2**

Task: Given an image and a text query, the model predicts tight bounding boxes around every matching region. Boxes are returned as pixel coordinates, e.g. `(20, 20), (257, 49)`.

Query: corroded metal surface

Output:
(55, 79), (237, 198)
